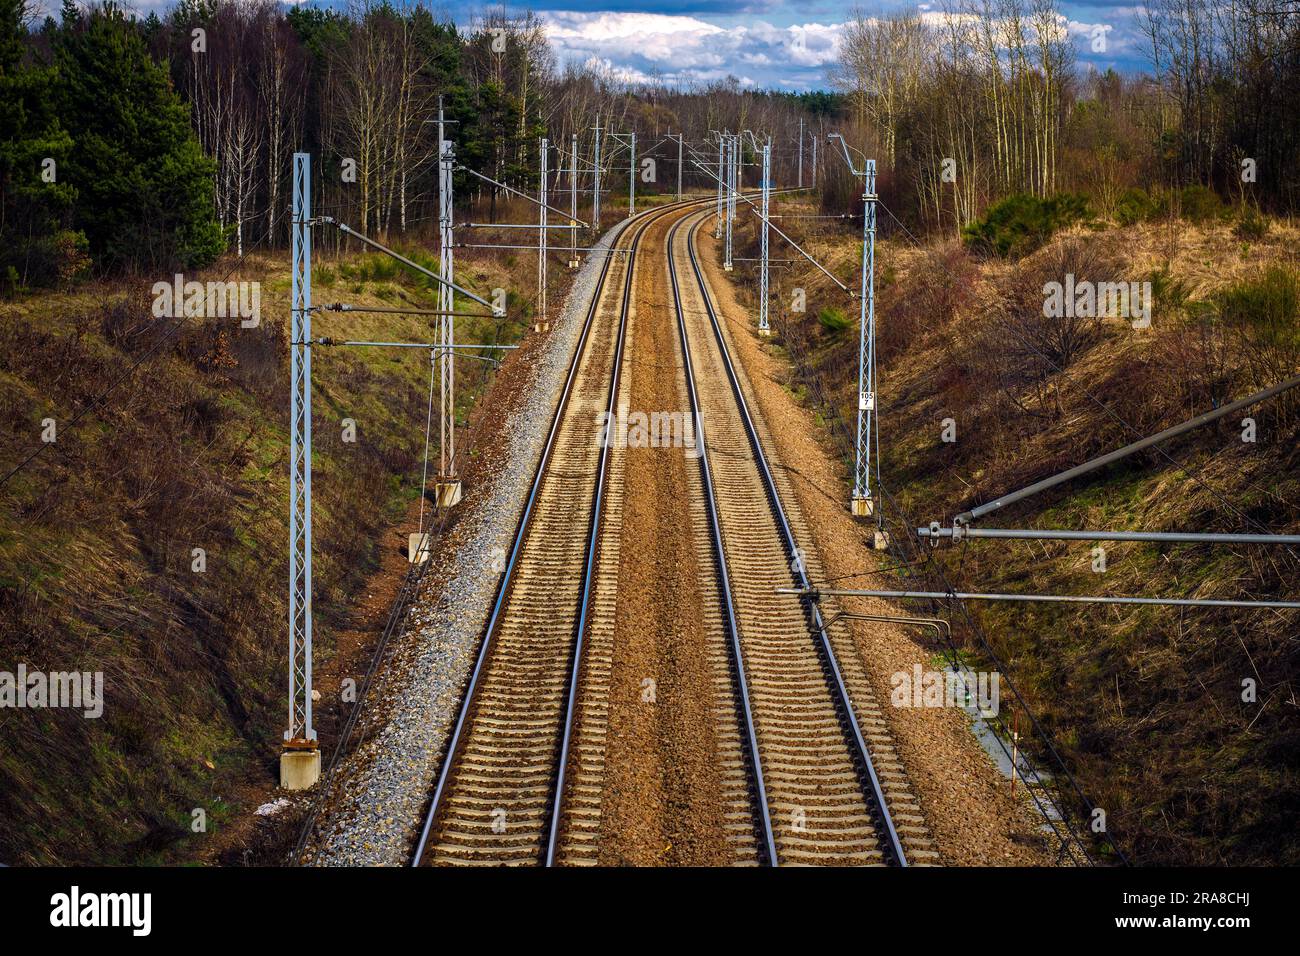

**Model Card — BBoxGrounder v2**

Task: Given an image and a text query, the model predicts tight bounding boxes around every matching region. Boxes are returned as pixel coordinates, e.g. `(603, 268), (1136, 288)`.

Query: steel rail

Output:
(543, 197), (704, 865)
(683, 217), (909, 867)
(766, 309), (1107, 865)
(666, 212), (778, 866)
(410, 195), (713, 867)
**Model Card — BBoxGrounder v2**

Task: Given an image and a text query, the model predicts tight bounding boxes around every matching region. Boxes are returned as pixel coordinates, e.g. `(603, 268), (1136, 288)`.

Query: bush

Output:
(879, 242), (977, 359)
(1233, 206), (1270, 241)
(999, 235), (1122, 371)
(961, 192), (1089, 259)
(1114, 187), (1157, 226)
(817, 306), (852, 336)
(1147, 266), (1200, 324)
(1175, 185), (1224, 224)
(1213, 266), (1300, 395)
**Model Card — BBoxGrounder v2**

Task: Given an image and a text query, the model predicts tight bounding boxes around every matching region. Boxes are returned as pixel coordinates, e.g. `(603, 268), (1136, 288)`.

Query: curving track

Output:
(411, 198), (933, 867)
(411, 199), (710, 866)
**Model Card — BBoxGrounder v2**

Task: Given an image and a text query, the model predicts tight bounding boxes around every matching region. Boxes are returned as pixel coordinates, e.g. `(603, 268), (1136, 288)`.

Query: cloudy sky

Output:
(63, 0), (1154, 91)
(506, 1), (1152, 90)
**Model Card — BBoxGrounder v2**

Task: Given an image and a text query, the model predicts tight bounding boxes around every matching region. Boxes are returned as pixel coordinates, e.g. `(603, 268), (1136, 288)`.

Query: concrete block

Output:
(280, 749), (320, 791)
(758, 326), (772, 337)
(435, 480), (462, 508)
(873, 529), (892, 551)
(409, 532), (431, 563)
(850, 496), (875, 518)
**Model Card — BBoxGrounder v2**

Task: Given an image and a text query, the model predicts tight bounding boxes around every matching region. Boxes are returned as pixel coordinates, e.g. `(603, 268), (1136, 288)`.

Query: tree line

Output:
(0, 0), (838, 291)
(830, 0), (1300, 233)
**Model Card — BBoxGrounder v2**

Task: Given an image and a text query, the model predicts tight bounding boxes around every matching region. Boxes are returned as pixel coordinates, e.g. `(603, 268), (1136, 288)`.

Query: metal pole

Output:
(628, 131), (636, 218)
(538, 136), (548, 327)
(779, 586), (1300, 612)
(593, 116), (602, 230)
(570, 132), (579, 268)
(736, 132), (745, 196)
(287, 152), (316, 752)
(438, 101), (456, 480)
(758, 141), (770, 334)
(797, 117), (803, 188)
(724, 136), (735, 271)
(462, 222), (581, 230)
(919, 526), (1300, 545)
(715, 132), (724, 238)
(851, 158), (878, 517)
(456, 243), (628, 254)
(955, 371), (1300, 525)
(677, 133), (683, 202)
(811, 136), (818, 189)
(686, 151), (850, 293)
(456, 166), (585, 225)
(331, 221), (493, 310)
(314, 340), (518, 351)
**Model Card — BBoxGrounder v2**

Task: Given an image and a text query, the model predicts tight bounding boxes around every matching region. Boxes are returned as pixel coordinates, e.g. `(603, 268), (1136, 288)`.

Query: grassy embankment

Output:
(0, 217), (545, 864)
(728, 194), (1300, 865)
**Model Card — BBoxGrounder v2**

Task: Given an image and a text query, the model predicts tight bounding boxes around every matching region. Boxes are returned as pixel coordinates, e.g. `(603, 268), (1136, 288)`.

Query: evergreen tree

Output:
(54, 1), (222, 272)
(0, 0), (79, 291)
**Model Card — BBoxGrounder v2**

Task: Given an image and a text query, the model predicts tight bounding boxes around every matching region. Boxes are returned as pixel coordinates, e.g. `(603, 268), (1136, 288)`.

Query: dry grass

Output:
(0, 236), (545, 864)
(738, 208), (1300, 865)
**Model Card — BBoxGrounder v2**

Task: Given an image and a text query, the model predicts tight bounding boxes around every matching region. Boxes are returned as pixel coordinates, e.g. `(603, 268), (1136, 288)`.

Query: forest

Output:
(3, 0), (1296, 289)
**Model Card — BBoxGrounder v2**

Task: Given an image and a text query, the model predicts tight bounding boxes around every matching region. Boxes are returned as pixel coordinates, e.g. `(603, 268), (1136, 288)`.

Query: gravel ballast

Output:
(302, 219), (633, 866)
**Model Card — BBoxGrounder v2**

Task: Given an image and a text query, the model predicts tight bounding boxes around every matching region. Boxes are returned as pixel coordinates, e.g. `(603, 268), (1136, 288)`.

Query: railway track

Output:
(668, 210), (934, 865)
(411, 198), (709, 866)
(411, 196), (933, 866)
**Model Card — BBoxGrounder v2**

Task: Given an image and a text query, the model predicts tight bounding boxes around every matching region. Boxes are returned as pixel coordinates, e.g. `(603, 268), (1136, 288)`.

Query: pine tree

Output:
(0, 0), (79, 291)
(54, 1), (222, 272)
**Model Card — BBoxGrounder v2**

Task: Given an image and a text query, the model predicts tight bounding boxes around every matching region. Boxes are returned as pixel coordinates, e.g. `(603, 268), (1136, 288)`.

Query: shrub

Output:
(1213, 266), (1300, 397)
(962, 192), (1089, 259)
(1176, 184), (1225, 224)
(818, 306), (852, 336)
(2, 230), (91, 293)
(1147, 266), (1200, 324)
(1233, 206), (1270, 241)
(1114, 187), (1157, 226)
(1001, 236), (1123, 371)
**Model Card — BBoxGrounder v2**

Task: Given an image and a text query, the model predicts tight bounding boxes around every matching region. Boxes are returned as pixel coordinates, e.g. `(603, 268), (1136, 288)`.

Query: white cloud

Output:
(541, 11), (842, 88)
